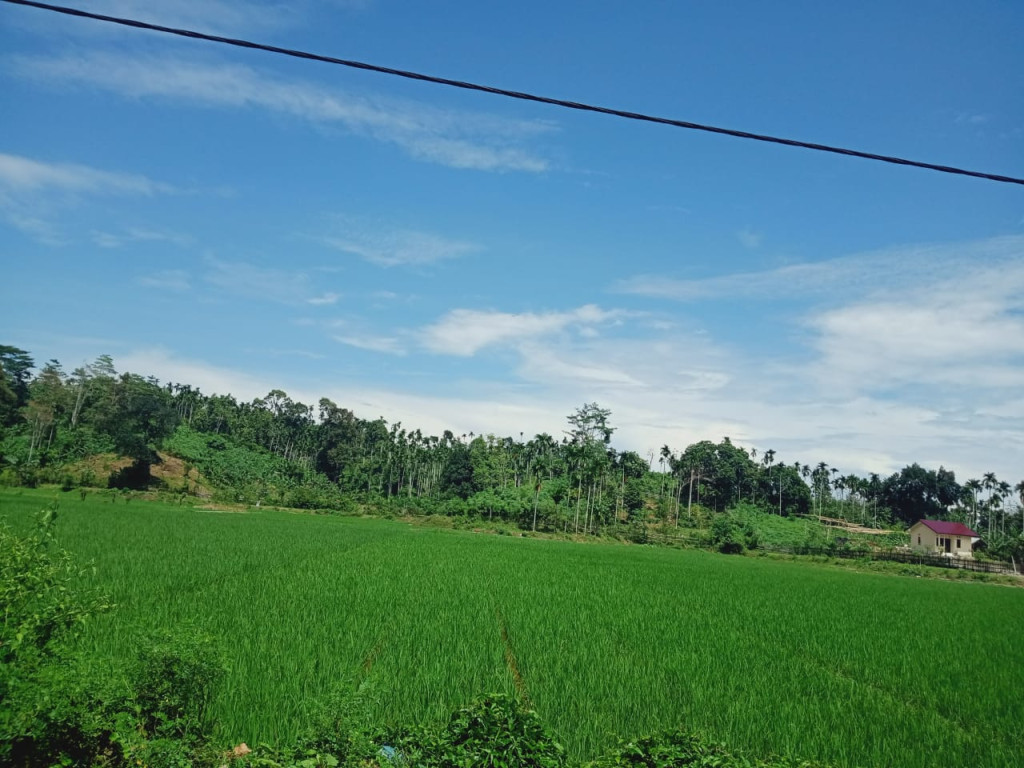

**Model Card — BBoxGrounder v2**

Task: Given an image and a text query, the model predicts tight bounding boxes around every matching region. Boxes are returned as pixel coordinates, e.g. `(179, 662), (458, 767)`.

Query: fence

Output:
(635, 528), (1018, 575)
(759, 543), (1017, 574)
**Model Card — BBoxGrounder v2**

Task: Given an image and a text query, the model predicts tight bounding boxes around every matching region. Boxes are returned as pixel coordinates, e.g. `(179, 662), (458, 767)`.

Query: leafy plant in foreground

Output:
(588, 731), (832, 768)
(0, 504), (113, 765)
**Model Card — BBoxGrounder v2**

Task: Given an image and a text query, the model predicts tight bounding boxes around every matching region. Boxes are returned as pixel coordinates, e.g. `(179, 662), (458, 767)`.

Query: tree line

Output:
(1, 346), (1022, 549)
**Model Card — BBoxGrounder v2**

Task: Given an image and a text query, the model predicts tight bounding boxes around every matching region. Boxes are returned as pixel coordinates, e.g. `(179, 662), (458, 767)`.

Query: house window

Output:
(936, 537), (939, 546)
(957, 539), (961, 548)
(917, 535), (920, 544)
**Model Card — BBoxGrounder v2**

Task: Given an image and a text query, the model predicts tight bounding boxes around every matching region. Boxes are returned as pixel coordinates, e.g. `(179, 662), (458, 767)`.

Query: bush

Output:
(437, 693), (564, 768)
(710, 516), (744, 554)
(588, 729), (833, 767)
(300, 683), (382, 765)
(0, 508), (227, 766)
(0, 505), (113, 766)
(133, 630), (226, 741)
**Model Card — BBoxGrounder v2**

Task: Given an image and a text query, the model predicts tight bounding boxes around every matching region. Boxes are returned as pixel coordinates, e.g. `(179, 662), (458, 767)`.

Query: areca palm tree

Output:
(1014, 480), (1024, 537)
(982, 472), (998, 537)
(965, 479), (982, 529)
(658, 444), (671, 503)
(998, 481), (1012, 536)
(762, 449), (777, 511)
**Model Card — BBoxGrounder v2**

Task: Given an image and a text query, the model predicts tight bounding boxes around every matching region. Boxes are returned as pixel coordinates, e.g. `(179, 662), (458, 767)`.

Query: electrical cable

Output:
(3, 0), (1023, 187)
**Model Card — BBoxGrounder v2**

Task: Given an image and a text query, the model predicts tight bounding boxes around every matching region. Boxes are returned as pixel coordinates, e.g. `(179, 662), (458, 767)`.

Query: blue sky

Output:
(2, 0), (1023, 480)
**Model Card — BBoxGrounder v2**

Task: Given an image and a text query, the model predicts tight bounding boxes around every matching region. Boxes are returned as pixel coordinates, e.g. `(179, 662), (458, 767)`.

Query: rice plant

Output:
(1, 488), (1021, 767)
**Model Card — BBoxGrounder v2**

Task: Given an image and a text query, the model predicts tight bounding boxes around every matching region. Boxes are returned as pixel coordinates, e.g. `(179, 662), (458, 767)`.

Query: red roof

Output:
(918, 520), (979, 537)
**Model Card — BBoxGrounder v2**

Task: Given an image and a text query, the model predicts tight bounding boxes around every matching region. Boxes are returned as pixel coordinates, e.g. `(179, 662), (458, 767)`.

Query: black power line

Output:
(5, 0), (1023, 187)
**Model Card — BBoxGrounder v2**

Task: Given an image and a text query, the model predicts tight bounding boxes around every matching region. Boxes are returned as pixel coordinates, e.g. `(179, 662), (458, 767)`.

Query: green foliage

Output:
(133, 629), (226, 741)
(0, 346), (34, 426)
(879, 464), (961, 525)
(165, 426), (351, 509)
(0, 506), (114, 766)
(440, 442), (478, 500)
(300, 683), (384, 765)
(0, 504), (110, 676)
(405, 693), (565, 768)
(589, 731), (831, 768)
(0, 502), (232, 766)
(709, 515), (751, 554)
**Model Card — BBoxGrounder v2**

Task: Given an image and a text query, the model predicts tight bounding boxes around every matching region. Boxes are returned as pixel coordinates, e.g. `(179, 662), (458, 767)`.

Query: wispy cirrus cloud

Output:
(0, 152), (177, 244)
(736, 228), (762, 249)
(616, 235), (1024, 302)
(12, 52), (555, 173)
(320, 224), (479, 267)
(421, 304), (624, 356)
(204, 259), (318, 305)
(8, 0), (300, 39)
(955, 112), (991, 126)
(0, 152), (173, 196)
(138, 269), (191, 291)
(333, 334), (405, 355)
(92, 226), (192, 248)
(307, 292), (341, 306)
(203, 260), (350, 307)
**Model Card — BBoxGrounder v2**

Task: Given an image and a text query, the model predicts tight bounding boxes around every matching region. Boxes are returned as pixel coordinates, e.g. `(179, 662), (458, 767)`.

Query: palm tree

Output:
(762, 449), (776, 511)
(1015, 480), (1024, 537)
(659, 444), (671, 503)
(982, 472), (998, 537)
(965, 479), (982, 529)
(998, 481), (1012, 536)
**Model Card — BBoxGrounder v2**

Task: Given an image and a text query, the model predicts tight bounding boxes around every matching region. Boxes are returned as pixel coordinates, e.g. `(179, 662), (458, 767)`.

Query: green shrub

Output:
(0, 505), (114, 766)
(133, 630), (226, 741)
(421, 693), (565, 768)
(711, 516), (744, 554)
(300, 683), (383, 765)
(588, 730), (832, 767)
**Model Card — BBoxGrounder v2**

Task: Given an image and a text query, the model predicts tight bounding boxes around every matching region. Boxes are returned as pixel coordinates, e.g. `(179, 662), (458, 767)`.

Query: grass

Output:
(2, 487), (1022, 767)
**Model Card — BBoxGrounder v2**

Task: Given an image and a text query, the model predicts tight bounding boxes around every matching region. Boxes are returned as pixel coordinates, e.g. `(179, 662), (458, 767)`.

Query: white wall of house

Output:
(908, 522), (976, 558)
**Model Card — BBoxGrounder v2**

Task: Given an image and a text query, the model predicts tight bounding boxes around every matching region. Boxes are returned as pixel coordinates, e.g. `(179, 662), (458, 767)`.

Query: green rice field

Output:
(2, 488), (1023, 767)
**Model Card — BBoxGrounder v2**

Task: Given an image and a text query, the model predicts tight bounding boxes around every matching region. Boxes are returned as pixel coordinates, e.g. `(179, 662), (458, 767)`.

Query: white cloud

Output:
(13, 52), (554, 172)
(307, 293), (341, 306)
(333, 334), (405, 355)
(8, 0), (298, 39)
(0, 210), (64, 245)
(516, 343), (645, 387)
(204, 259), (315, 304)
(808, 259), (1024, 392)
(0, 152), (177, 244)
(321, 227), (478, 267)
(616, 235), (1024, 302)
(138, 270), (191, 291)
(737, 228), (762, 249)
(0, 152), (173, 196)
(116, 348), (272, 399)
(92, 226), (191, 248)
(421, 304), (622, 356)
(956, 112), (991, 125)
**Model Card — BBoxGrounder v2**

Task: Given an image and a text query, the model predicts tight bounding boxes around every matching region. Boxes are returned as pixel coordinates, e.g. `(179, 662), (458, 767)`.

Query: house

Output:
(908, 519), (980, 558)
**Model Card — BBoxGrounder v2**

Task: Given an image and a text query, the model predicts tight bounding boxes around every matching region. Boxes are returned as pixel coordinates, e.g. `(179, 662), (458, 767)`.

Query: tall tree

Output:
(0, 346), (33, 426)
